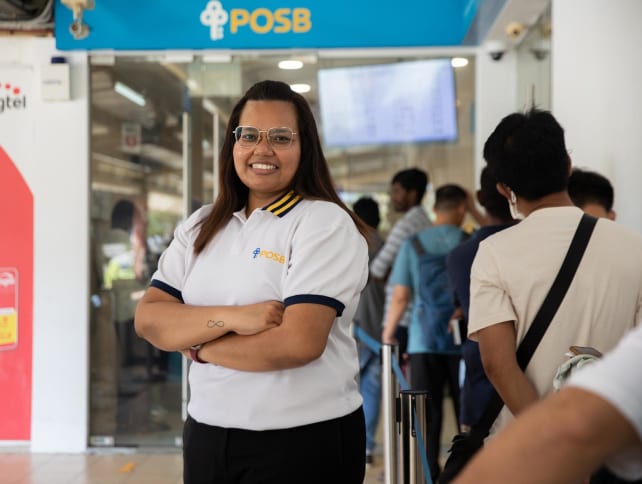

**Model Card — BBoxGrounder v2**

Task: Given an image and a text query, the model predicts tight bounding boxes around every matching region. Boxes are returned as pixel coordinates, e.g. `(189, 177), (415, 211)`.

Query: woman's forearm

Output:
(197, 303), (336, 371)
(134, 288), (284, 351)
(135, 299), (239, 351)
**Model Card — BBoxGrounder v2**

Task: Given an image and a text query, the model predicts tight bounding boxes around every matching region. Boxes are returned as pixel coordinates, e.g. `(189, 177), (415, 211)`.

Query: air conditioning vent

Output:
(0, 0), (53, 29)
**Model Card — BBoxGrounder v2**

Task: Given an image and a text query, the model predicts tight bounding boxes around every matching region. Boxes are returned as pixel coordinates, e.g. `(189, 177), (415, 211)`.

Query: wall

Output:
(474, 25), (552, 182)
(553, 0), (642, 232)
(474, 47), (518, 179)
(0, 37), (90, 452)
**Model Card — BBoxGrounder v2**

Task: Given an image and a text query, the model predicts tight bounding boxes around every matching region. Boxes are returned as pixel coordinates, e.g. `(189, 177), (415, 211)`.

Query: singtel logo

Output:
(0, 83), (26, 114)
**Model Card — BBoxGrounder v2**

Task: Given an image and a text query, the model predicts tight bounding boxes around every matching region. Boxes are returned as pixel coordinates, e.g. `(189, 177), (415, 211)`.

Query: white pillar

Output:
(0, 37), (90, 452)
(474, 48), (518, 180)
(552, 0), (642, 232)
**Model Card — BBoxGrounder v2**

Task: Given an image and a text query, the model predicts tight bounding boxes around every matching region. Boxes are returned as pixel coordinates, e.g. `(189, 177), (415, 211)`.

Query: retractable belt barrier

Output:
(354, 326), (433, 484)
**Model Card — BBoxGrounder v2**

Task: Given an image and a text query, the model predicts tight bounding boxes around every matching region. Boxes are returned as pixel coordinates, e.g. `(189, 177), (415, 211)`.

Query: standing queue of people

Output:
(353, 112), (641, 483)
(134, 79), (641, 484)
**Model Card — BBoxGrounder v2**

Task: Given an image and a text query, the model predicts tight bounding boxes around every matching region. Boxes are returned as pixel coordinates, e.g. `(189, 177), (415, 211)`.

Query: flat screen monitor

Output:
(317, 59), (458, 147)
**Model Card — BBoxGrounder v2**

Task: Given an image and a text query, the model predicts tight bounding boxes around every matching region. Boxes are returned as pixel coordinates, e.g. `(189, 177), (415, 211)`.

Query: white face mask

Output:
(509, 190), (525, 220)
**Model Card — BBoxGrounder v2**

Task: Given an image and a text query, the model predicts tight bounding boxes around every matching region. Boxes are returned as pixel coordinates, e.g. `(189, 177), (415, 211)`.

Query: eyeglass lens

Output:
(234, 126), (295, 148)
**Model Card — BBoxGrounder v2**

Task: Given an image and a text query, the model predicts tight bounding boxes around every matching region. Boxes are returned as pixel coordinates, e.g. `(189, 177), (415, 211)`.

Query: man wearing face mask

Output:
(467, 109), (642, 444)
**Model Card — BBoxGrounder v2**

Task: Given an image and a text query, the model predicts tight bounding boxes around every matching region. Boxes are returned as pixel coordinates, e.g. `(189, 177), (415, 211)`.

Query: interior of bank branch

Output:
(88, 35), (550, 448)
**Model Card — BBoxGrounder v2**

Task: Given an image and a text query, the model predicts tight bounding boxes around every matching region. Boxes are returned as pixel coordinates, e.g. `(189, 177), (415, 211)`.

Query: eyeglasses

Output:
(233, 126), (297, 150)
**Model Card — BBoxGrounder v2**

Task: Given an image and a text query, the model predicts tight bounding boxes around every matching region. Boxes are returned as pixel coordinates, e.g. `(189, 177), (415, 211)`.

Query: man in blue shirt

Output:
(382, 183), (469, 480)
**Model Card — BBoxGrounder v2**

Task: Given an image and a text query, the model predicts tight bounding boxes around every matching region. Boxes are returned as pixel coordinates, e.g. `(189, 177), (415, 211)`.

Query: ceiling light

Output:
(114, 81), (146, 107)
(279, 60), (304, 70)
(290, 83), (311, 93)
(451, 57), (469, 68)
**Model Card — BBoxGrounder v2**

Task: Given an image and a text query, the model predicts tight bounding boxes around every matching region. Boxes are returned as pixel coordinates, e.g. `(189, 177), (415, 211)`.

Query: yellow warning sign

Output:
(0, 308), (17, 349)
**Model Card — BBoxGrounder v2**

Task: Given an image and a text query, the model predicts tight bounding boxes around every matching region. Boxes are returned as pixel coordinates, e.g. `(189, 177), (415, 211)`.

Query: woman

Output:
(135, 80), (370, 484)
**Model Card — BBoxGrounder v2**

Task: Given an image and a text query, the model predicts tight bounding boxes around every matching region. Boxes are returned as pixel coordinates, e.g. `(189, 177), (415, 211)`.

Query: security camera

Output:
(484, 41), (508, 62)
(62, 0), (94, 40)
(530, 38), (551, 61)
(69, 19), (90, 40)
(505, 21), (525, 40)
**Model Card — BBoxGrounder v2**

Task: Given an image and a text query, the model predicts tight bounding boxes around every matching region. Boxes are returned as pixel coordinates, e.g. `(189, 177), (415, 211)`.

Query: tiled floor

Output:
(0, 449), (182, 484)
(0, 448), (386, 484)
(1, 398), (456, 484)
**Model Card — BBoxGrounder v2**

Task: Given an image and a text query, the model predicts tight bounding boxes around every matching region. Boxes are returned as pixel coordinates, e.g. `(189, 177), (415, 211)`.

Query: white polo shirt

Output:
(151, 191), (369, 430)
(468, 207), (642, 432)
(568, 324), (642, 480)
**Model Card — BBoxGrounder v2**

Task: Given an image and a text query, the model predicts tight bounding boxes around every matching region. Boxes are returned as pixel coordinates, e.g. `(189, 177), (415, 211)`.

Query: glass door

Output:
(88, 56), (212, 447)
(87, 51), (477, 447)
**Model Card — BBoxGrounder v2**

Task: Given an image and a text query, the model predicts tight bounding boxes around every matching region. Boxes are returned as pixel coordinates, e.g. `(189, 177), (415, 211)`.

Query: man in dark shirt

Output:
(446, 166), (514, 432)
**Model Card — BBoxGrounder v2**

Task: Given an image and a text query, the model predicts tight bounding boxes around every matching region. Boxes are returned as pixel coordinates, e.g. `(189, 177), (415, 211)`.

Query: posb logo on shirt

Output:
(200, 1), (311, 41)
(252, 247), (285, 264)
(0, 83), (26, 114)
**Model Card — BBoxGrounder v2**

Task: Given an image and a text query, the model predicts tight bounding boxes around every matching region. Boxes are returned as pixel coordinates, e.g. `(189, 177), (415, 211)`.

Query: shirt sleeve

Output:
(150, 207), (208, 301)
(388, 238), (414, 290)
(566, 324), (642, 479)
(467, 240), (517, 340)
(370, 215), (410, 279)
(282, 204), (368, 316)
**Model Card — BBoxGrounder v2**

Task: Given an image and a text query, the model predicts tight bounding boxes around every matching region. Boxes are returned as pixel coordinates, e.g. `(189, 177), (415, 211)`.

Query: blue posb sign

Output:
(55, 0), (479, 51)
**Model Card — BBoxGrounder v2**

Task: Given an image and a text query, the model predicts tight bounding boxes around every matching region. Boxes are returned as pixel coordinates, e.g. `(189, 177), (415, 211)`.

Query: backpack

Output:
(410, 233), (466, 353)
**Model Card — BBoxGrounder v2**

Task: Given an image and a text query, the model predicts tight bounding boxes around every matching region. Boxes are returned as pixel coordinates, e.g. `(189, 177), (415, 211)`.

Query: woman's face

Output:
(233, 100), (301, 211)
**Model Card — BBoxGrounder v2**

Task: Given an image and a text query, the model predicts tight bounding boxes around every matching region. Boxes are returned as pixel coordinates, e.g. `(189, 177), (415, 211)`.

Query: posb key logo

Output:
(200, 1), (311, 41)
(0, 82), (26, 114)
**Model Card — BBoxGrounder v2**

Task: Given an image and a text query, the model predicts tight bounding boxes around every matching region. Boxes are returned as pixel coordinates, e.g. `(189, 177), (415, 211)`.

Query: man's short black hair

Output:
(353, 196), (380, 229)
(478, 165), (512, 220)
(434, 184), (467, 211)
(483, 108), (570, 200)
(567, 168), (614, 212)
(391, 168), (429, 202)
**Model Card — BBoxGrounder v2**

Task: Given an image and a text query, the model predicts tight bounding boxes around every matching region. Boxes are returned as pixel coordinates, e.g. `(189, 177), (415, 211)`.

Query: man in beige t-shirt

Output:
(468, 109), (642, 433)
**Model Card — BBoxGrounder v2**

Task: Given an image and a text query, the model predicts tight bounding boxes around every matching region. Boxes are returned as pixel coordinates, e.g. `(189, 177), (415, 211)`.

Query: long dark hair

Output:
(194, 80), (368, 254)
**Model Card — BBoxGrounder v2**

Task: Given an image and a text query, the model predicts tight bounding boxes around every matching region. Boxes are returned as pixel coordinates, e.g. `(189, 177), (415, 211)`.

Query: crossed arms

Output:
(135, 287), (336, 372)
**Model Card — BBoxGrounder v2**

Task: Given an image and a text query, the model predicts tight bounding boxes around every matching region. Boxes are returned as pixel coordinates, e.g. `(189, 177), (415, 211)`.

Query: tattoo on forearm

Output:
(207, 320), (224, 329)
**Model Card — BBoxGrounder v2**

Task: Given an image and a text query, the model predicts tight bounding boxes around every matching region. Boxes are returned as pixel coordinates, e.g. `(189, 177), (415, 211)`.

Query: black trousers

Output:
(409, 352), (461, 480)
(183, 407), (366, 484)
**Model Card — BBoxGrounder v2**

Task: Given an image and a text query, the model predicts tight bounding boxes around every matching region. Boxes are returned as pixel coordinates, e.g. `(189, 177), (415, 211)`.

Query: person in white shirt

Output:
(370, 168), (432, 356)
(135, 80), (370, 484)
(467, 109), (642, 447)
(453, 323), (642, 484)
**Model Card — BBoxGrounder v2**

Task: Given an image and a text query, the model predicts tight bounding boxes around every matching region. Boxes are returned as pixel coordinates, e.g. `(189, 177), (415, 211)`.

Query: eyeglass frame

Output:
(233, 125), (298, 150)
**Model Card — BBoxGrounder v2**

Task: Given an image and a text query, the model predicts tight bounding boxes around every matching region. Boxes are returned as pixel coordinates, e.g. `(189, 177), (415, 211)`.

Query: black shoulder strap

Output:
(516, 214), (597, 368)
(472, 214), (598, 438)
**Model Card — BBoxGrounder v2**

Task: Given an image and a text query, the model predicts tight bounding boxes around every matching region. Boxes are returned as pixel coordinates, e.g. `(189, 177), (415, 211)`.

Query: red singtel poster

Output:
(0, 146), (33, 440)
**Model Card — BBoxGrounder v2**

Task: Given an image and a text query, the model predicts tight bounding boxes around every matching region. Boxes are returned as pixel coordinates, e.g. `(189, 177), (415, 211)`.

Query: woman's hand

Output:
(231, 300), (284, 335)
